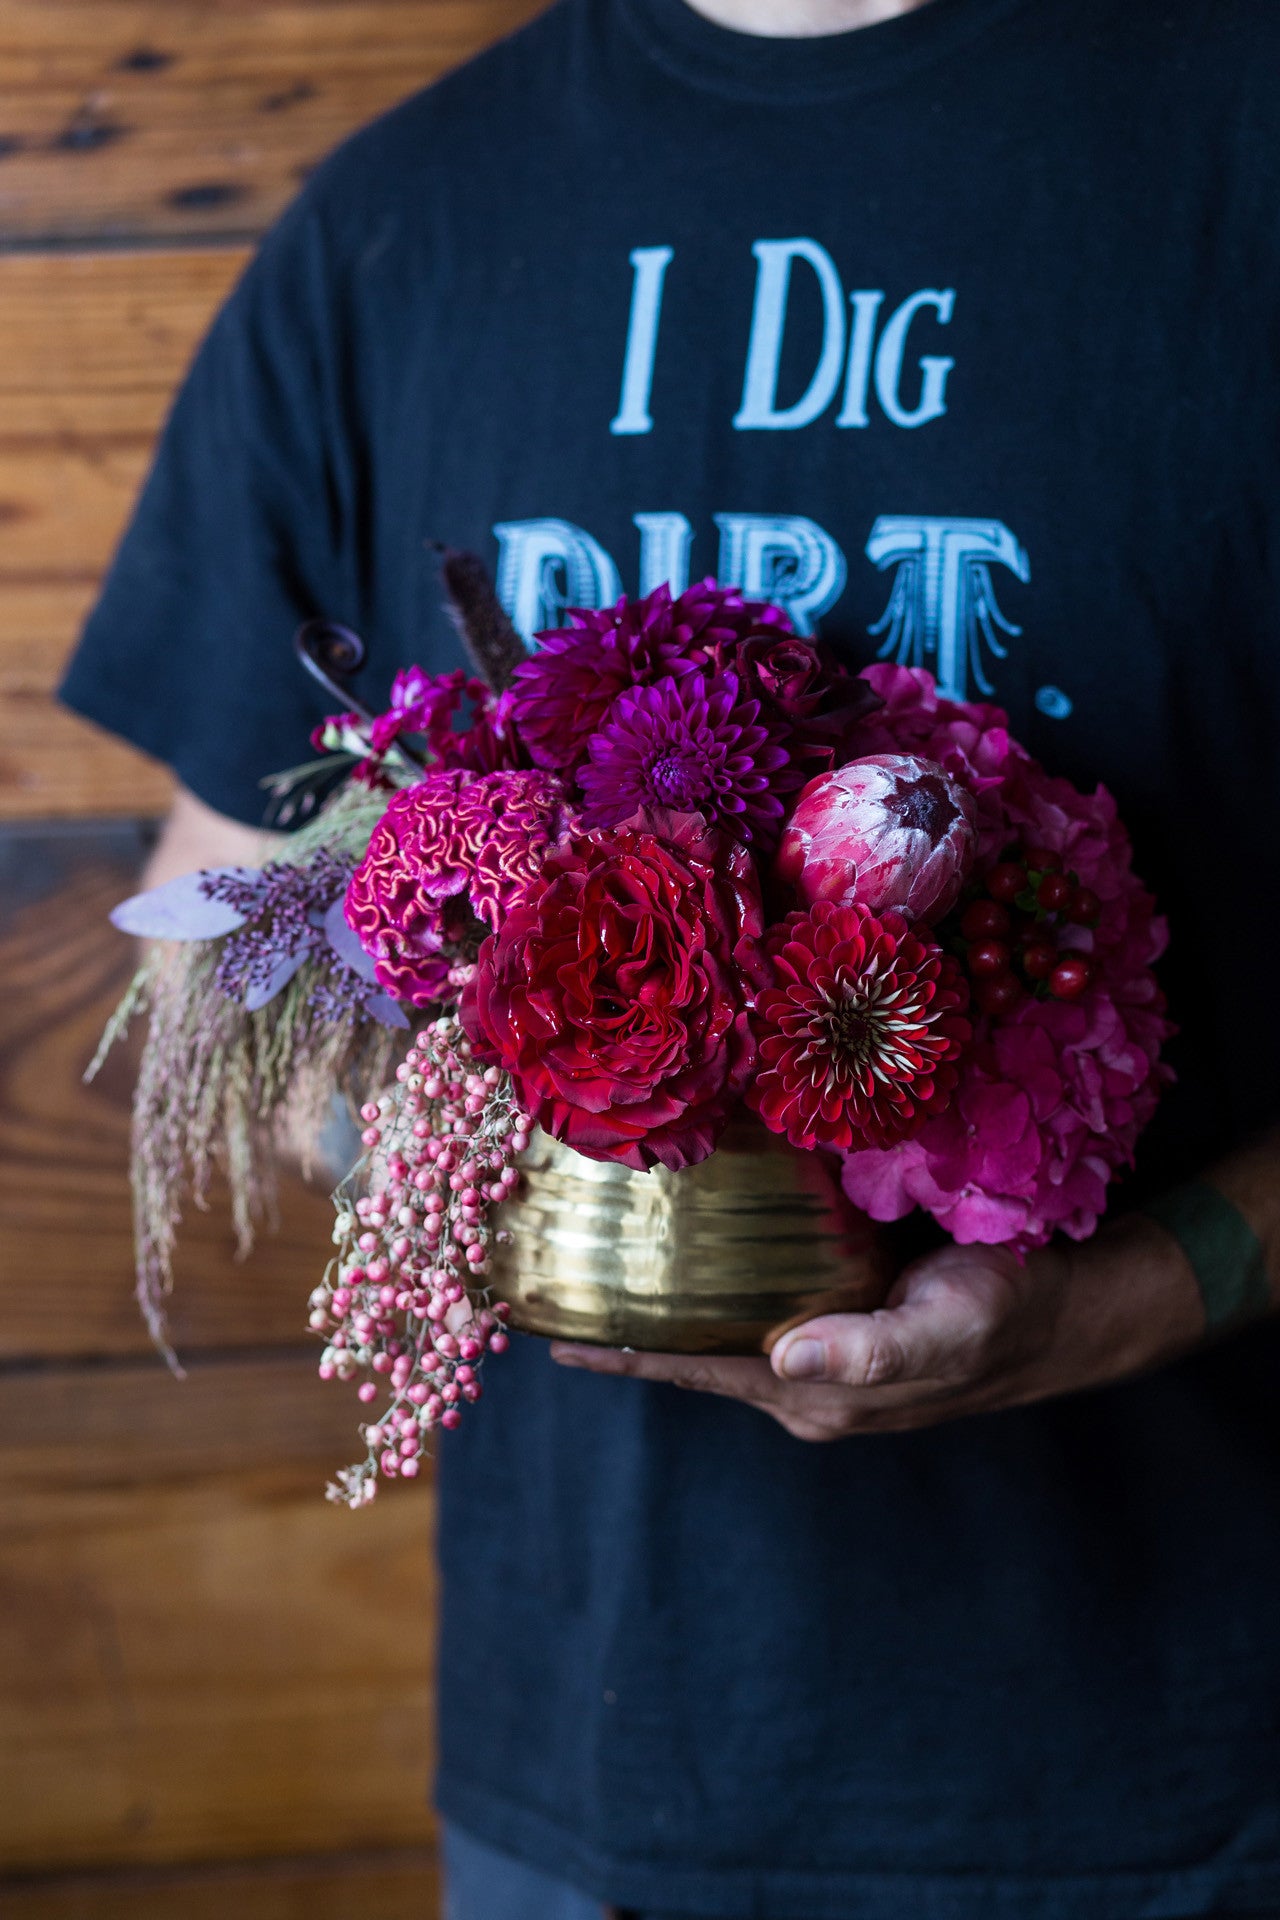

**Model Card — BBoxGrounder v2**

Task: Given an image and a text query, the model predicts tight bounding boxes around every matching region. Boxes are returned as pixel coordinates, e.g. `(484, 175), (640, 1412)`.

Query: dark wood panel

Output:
(0, 1408), (437, 1869)
(0, 250), (242, 816)
(0, 250), (245, 397)
(0, 825), (347, 1354)
(0, 0), (545, 244)
(0, 656), (172, 821)
(0, 1850), (438, 1920)
(0, 393), (160, 583)
(0, 1354), (398, 1487)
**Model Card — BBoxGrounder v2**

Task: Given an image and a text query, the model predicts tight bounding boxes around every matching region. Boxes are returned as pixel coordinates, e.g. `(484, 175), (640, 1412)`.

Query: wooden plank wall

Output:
(0, 3), (543, 1911)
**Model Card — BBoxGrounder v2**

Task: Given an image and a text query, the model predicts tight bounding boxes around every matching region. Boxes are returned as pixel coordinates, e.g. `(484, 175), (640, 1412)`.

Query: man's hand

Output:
(551, 1215), (1214, 1440)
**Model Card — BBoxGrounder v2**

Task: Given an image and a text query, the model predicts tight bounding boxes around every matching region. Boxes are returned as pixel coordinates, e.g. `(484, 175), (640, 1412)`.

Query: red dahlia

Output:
(747, 901), (971, 1153)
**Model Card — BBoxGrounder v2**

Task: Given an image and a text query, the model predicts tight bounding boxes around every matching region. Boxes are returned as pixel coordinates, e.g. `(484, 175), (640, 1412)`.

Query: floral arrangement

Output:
(98, 560), (1171, 1504)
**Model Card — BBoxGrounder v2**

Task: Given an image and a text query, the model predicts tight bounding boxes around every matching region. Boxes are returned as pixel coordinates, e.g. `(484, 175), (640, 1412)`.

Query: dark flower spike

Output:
(436, 546), (529, 693)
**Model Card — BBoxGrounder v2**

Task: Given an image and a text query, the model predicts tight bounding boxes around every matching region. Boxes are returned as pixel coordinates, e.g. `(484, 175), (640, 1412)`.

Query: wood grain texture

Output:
(0, 248), (245, 816)
(0, 248), (246, 398)
(0, 1426), (437, 1869)
(0, 824), (347, 1357)
(0, 0), (545, 244)
(1, 1850), (438, 1920)
(0, 392), (162, 583)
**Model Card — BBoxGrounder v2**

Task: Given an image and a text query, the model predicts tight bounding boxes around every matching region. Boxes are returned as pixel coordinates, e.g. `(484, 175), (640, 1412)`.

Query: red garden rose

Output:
(461, 809), (766, 1171)
(711, 632), (884, 785)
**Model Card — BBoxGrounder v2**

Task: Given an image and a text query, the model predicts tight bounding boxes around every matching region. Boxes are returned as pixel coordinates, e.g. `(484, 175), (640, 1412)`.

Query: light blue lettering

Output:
(714, 512), (847, 634)
(866, 515), (1029, 700)
(873, 289), (956, 430)
(634, 511), (693, 596)
(733, 239), (846, 432)
(492, 518), (622, 644)
(610, 246), (675, 437)
(835, 290), (885, 429)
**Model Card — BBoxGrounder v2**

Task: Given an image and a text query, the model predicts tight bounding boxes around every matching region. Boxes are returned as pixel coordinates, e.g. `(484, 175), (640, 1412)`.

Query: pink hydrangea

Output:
(345, 768), (576, 1005)
(841, 732), (1173, 1252)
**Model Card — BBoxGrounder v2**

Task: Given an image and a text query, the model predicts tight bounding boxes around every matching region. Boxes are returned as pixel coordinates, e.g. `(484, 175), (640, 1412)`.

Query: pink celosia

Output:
(345, 768), (575, 1004)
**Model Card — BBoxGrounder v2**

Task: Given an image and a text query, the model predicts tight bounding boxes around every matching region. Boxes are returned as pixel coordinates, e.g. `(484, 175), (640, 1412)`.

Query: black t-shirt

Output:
(62, 0), (1280, 1911)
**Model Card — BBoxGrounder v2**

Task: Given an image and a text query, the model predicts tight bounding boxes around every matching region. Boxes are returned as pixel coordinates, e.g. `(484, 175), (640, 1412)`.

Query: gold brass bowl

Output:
(489, 1117), (891, 1353)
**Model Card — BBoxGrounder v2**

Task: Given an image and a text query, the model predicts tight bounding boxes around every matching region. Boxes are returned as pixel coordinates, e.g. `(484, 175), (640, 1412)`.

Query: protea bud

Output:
(774, 754), (977, 925)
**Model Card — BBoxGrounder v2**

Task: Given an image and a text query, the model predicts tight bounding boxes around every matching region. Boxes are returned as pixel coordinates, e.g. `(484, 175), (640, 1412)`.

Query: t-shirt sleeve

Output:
(59, 197), (360, 827)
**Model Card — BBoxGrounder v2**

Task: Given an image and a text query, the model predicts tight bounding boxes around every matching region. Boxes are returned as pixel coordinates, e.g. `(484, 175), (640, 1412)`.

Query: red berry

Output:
(968, 939), (1012, 978)
(1036, 872), (1074, 912)
(1069, 886), (1101, 925)
(960, 899), (1011, 941)
(976, 971), (1022, 1015)
(986, 861), (1026, 904)
(1025, 846), (1063, 872)
(1048, 957), (1093, 1000)
(1021, 940), (1058, 981)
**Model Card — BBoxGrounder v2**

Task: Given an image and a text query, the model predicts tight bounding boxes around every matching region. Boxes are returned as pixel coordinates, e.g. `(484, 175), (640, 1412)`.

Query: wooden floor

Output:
(0, 1), (544, 1907)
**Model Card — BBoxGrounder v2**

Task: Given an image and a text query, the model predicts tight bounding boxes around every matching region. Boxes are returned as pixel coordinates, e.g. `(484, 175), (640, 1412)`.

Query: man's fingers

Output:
(770, 1265), (1013, 1389)
(551, 1342), (778, 1401)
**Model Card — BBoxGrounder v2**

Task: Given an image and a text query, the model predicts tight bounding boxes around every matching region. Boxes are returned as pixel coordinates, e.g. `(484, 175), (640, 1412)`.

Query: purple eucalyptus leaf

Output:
(367, 992), (411, 1030)
(241, 949), (307, 1012)
(109, 868), (258, 940)
(324, 894), (380, 983)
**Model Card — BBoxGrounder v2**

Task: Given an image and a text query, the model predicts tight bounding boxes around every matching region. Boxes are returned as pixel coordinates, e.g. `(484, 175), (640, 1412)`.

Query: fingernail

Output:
(550, 1344), (587, 1367)
(777, 1337), (826, 1380)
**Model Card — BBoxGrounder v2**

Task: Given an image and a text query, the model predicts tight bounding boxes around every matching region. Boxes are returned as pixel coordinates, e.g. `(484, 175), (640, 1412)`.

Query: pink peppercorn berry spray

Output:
(312, 998), (530, 1508)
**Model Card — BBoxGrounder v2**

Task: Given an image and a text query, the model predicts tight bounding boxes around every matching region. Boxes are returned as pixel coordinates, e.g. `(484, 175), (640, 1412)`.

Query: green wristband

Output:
(1142, 1182), (1272, 1330)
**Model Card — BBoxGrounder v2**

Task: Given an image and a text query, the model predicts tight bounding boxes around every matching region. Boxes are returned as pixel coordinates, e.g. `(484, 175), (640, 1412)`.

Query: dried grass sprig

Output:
(90, 903), (397, 1374)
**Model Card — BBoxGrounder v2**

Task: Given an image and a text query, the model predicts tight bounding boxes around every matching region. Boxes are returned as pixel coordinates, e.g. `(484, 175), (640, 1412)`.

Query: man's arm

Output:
(551, 1131), (1280, 1440)
(141, 784), (287, 890)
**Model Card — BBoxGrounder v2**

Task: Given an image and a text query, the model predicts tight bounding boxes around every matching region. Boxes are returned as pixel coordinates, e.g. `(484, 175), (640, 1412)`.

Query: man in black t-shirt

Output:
(61, 0), (1280, 1914)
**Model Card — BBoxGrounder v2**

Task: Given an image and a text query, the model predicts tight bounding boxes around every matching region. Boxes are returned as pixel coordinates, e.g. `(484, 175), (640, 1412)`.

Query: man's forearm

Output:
(141, 783), (286, 891)
(1139, 1127), (1280, 1333)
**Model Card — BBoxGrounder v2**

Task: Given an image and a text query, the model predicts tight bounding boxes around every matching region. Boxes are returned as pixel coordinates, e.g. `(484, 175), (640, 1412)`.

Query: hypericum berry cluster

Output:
(314, 1000), (532, 1508)
(953, 847), (1101, 1017)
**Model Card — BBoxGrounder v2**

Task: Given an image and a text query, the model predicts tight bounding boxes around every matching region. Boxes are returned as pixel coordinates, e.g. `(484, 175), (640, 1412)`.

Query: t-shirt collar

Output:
(614, 0), (1034, 104)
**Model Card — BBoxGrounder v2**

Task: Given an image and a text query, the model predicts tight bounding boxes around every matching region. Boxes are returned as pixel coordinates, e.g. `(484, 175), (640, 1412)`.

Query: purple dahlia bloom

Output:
(579, 671), (791, 849)
(507, 580), (792, 774)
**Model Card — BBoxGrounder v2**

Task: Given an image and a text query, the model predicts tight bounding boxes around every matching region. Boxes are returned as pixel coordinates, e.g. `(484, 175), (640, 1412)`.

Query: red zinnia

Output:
(747, 901), (971, 1152)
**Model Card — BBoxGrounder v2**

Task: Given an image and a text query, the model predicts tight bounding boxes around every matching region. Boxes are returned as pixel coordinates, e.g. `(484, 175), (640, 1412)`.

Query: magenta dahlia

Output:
(345, 768), (575, 1004)
(507, 580), (790, 773)
(747, 900), (972, 1153)
(578, 671), (791, 849)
